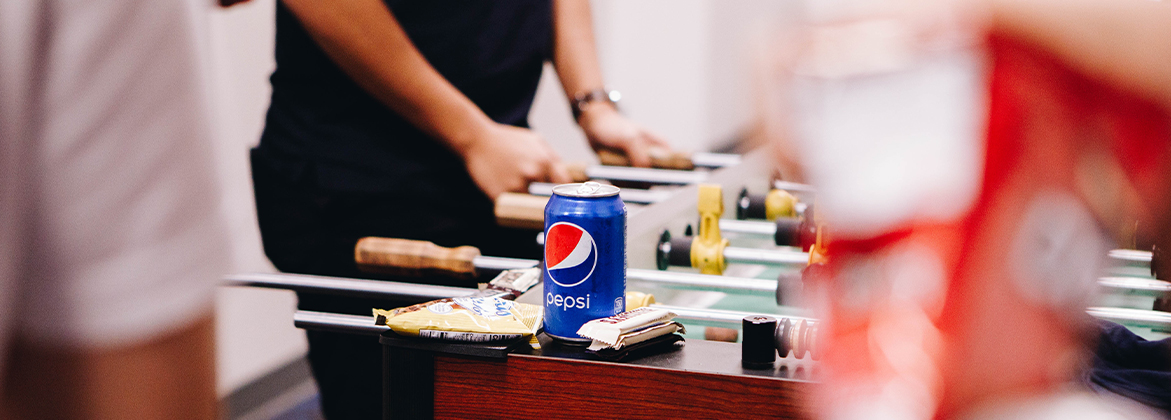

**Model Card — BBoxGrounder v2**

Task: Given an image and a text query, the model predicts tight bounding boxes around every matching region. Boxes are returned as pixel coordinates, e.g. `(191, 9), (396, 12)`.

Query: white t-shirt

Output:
(0, 0), (229, 350)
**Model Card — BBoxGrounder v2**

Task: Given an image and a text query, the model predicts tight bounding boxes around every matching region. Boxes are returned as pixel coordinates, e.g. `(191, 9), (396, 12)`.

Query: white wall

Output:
(206, 0), (793, 395)
(535, 0), (796, 158)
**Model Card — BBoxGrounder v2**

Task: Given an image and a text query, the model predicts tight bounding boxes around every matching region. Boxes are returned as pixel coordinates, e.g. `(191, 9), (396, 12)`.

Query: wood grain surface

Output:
(597, 149), (696, 171)
(355, 237), (481, 279)
(494, 193), (548, 230)
(432, 354), (811, 419)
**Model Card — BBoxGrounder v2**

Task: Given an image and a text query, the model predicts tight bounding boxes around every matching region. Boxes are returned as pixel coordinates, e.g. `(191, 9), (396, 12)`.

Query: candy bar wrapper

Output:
(587, 321), (685, 351)
(469, 268), (542, 300)
(588, 333), (685, 362)
(493, 267), (541, 292)
(576, 307), (675, 346)
(374, 296), (542, 348)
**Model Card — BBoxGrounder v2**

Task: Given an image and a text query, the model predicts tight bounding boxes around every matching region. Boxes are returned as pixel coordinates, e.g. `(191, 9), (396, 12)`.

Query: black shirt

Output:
(255, 0), (553, 196)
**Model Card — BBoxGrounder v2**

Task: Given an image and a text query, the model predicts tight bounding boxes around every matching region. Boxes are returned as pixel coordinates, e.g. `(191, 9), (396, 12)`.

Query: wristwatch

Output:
(571, 89), (621, 121)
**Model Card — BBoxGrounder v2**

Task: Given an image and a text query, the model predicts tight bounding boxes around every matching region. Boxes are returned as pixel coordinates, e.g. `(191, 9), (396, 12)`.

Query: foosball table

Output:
(226, 151), (1171, 420)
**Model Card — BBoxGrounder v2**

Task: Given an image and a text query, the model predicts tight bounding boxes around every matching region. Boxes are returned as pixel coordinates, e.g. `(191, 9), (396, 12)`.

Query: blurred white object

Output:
(787, 3), (987, 238)
(1009, 191), (1109, 312)
(960, 391), (1163, 420)
(0, 0), (229, 349)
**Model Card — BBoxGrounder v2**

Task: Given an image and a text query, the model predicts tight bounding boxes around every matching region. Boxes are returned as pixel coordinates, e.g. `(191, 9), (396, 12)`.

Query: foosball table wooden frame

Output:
(377, 326), (812, 419)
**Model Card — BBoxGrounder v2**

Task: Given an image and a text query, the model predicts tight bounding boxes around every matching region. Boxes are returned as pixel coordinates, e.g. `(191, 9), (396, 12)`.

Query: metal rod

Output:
(1108, 249), (1152, 264)
(1085, 307), (1171, 330)
(295, 311), (389, 336)
(772, 180), (817, 194)
(660, 305), (1171, 330)
(224, 272), (473, 301)
(293, 305), (1171, 339)
(715, 223), (1156, 270)
(472, 256), (538, 271)
(229, 267), (781, 301)
(1098, 277), (1171, 295)
(719, 219), (778, 236)
(228, 270), (1167, 312)
(627, 270), (777, 293)
(690, 152), (742, 169)
(468, 254), (801, 290)
(583, 165), (709, 185)
(528, 183), (673, 204)
(723, 246), (810, 267)
(652, 304), (814, 325)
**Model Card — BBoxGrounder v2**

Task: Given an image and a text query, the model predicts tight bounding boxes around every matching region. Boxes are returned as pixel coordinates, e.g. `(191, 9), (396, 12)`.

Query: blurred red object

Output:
(811, 35), (1171, 419)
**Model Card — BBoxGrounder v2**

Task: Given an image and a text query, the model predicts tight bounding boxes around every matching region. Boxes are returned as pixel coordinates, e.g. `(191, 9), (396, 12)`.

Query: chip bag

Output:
(374, 296), (542, 348)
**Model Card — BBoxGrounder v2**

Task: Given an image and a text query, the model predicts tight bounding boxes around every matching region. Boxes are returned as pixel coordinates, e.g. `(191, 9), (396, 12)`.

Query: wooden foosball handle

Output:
(354, 237), (480, 279)
(566, 163), (590, 183)
(495, 193), (548, 230)
(597, 148), (695, 170)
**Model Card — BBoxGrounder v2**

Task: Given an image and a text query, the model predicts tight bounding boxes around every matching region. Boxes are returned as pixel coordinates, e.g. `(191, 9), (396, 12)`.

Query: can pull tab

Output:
(577, 181), (603, 195)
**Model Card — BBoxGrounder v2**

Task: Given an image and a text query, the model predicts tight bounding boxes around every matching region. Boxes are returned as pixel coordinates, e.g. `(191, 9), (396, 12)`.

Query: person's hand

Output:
(577, 105), (669, 167)
(461, 123), (573, 201)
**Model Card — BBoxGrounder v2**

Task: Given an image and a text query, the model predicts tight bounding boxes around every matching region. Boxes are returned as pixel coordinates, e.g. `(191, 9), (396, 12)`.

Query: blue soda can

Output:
(543, 182), (627, 342)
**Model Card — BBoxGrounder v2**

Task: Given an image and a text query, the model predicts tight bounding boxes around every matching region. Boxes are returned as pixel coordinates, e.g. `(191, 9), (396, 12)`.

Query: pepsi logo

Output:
(545, 222), (597, 287)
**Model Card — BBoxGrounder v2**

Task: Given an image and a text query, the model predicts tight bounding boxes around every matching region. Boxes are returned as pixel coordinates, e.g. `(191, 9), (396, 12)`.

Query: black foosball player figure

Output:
(249, 0), (667, 418)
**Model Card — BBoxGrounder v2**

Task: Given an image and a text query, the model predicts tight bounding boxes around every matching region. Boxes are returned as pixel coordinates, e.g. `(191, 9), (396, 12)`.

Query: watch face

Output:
(572, 89), (620, 119)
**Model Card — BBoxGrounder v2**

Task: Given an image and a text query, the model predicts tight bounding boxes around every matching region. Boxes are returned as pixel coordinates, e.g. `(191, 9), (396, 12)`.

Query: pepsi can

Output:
(543, 182), (627, 342)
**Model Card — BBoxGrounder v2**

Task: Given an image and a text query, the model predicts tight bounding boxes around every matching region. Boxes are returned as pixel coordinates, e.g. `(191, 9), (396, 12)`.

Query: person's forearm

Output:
(281, 0), (492, 156)
(990, 0), (1171, 108)
(552, 0), (609, 103)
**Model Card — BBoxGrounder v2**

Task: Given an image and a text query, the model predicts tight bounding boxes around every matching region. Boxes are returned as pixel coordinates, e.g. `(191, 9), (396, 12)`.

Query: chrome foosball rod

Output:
(347, 237), (791, 297)
(1097, 276), (1171, 296)
(224, 270), (1171, 312)
(295, 311), (390, 336)
(503, 186), (823, 251)
(527, 183), (672, 204)
(229, 236), (1171, 317)
(226, 237), (795, 307)
(566, 164), (711, 185)
(226, 272), (473, 302)
(735, 187), (813, 221)
(586, 149), (740, 173)
(593, 149), (742, 170)
(231, 275), (787, 318)
(227, 266), (782, 298)
(292, 303), (1171, 361)
(496, 187), (824, 253)
(717, 222), (1157, 273)
(655, 230), (810, 272)
(293, 304), (1171, 337)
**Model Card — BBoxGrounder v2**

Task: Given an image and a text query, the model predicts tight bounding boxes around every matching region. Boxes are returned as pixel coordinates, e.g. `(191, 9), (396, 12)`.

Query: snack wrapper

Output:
(575, 307), (675, 346)
(468, 268), (542, 300)
(374, 296), (542, 348)
(586, 321), (685, 351)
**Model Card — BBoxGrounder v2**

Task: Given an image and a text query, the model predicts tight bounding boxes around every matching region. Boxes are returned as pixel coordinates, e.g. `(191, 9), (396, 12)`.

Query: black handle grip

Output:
(656, 230), (694, 270)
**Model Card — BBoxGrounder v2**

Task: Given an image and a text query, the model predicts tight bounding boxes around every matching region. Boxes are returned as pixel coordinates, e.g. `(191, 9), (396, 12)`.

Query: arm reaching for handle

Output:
(552, 0), (669, 167)
(282, 0), (570, 200)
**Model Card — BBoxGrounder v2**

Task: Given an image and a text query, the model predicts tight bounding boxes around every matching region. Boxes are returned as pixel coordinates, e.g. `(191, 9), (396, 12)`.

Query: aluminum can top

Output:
(552, 182), (619, 198)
